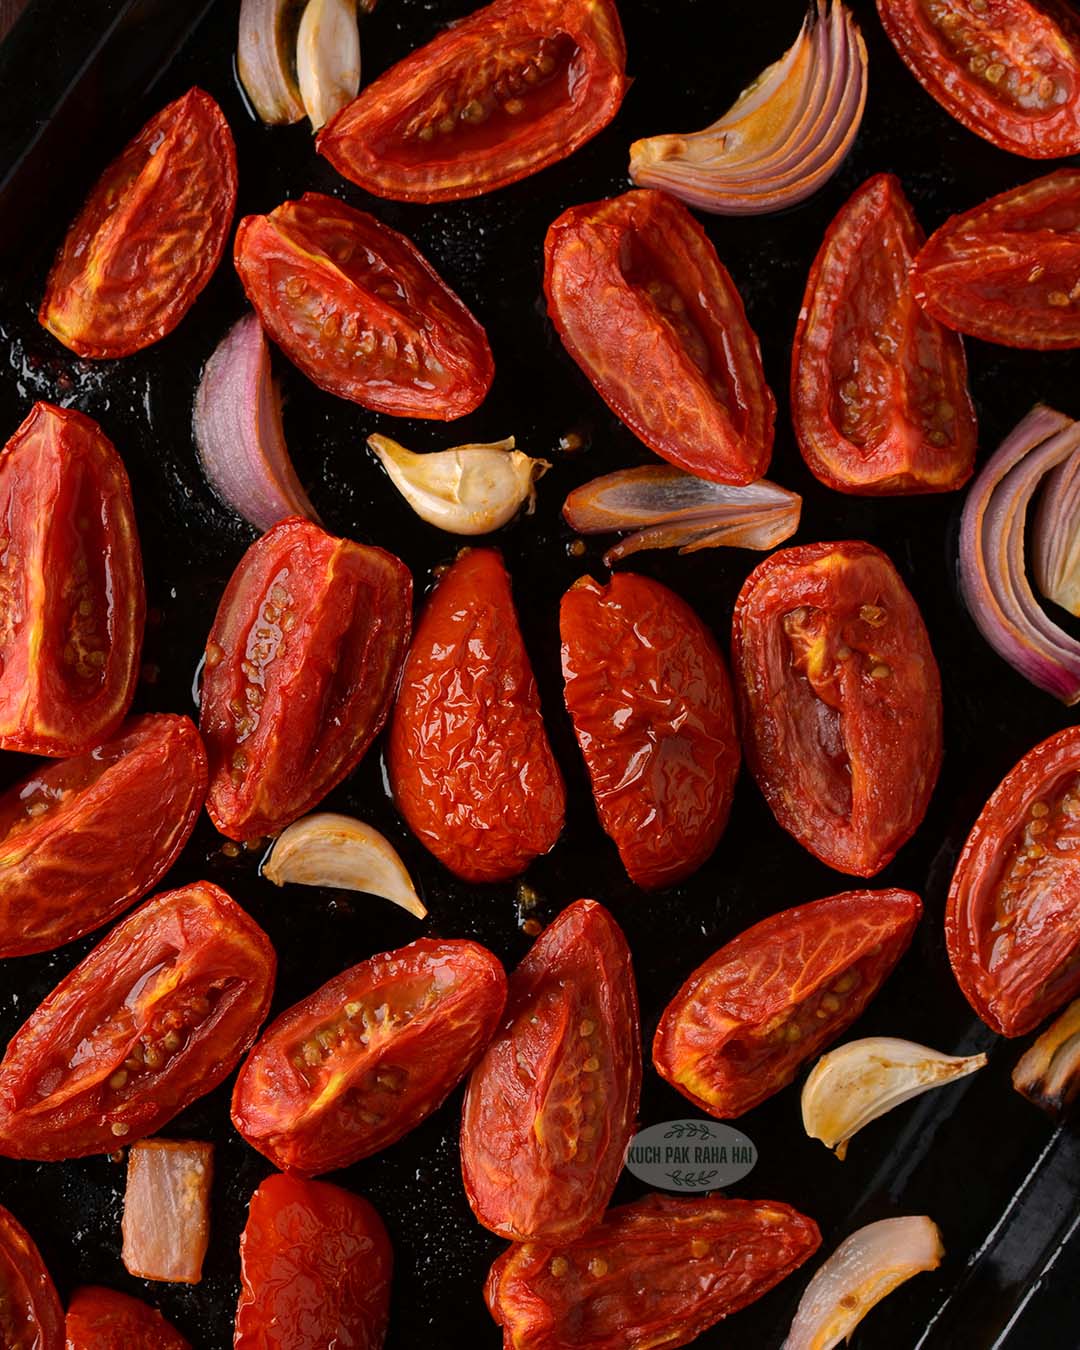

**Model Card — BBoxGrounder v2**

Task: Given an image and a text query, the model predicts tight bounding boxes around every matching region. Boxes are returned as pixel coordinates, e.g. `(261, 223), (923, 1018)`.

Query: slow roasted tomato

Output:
(654, 889), (923, 1117)
(40, 89), (236, 359)
(235, 1174), (391, 1350)
(486, 1193), (821, 1350)
(732, 540), (942, 876)
(876, 0), (1080, 158)
(388, 549), (565, 883)
(232, 936), (506, 1174)
(560, 572), (740, 889)
(0, 714), (206, 958)
(0, 403), (144, 757)
(912, 168), (1080, 349)
(65, 1286), (189, 1350)
(199, 516), (411, 841)
(316, 0), (627, 203)
(0, 883), (274, 1160)
(544, 190), (775, 485)
(0, 1204), (63, 1350)
(234, 193), (494, 418)
(792, 174), (977, 495)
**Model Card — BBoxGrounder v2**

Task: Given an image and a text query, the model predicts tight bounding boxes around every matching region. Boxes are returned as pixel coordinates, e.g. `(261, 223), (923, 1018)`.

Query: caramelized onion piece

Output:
(296, 0), (361, 131)
(122, 1139), (214, 1284)
(1013, 998), (1080, 1118)
(237, 0), (305, 125)
(1034, 447), (1080, 617)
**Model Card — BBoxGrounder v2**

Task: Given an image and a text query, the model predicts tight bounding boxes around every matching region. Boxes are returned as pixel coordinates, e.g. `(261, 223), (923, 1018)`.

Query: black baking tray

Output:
(1, 0), (1079, 1345)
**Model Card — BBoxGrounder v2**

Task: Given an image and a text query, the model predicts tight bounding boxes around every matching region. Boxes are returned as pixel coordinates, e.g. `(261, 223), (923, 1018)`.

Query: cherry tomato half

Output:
(654, 888), (923, 1117)
(388, 548), (565, 883)
(65, 1286), (190, 1350)
(40, 89), (237, 359)
(0, 882), (275, 1161)
(0, 1203), (63, 1350)
(199, 516), (412, 842)
(792, 173), (977, 495)
(234, 193), (494, 418)
(544, 189), (775, 485)
(485, 1193), (821, 1350)
(732, 540), (942, 877)
(0, 402), (144, 757)
(231, 936), (507, 1175)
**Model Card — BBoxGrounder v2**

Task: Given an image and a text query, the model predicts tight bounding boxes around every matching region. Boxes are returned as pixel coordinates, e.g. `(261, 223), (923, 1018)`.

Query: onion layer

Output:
(1034, 446), (1080, 616)
(237, 0), (305, 125)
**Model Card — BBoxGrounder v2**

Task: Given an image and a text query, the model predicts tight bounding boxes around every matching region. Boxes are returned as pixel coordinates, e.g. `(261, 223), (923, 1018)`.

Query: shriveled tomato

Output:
(486, 1193), (821, 1350)
(235, 1174), (391, 1349)
(232, 936), (506, 1174)
(876, 0), (1080, 158)
(792, 173), (977, 495)
(654, 889), (923, 1117)
(0, 882), (274, 1160)
(234, 193), (494, 418)
(732, 540), (942, 876)
(199, 516), (411, 841)
(0, 1204), (63, 1350)
(316, 0), (627, 203)
(40, 89), (236, 359)
(0, 402), (144, 757)
(388, 548), (565, 883)
(544, 189), (775, 485)
(912, 168), (1080, 349)
(65, 1286), (189, 1350)
(461, 900), (639, 1242)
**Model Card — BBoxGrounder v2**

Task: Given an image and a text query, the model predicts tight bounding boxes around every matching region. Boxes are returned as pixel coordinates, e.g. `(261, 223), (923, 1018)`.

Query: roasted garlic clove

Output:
(296, 0), (361, 131)
(1013, 998), (1080, 1118)
(237, 0), (306, 125)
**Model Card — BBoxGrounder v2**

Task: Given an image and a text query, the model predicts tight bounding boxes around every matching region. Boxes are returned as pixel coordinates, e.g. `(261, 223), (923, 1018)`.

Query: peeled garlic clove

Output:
(368, 434), (550, 536)
(296, 0), (361, 131)
(238, 0), (306, 125)
(1012, 997), (1080, 1118)
(802, 1036), (986, 1158)
(263, 812), (426, 918)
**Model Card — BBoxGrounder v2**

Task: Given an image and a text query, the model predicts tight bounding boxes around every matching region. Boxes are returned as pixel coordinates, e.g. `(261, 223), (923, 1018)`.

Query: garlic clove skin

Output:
(1012, 997), (1080, 1118)
(296, 0), (361, 132)
(263, 812), (426, 918)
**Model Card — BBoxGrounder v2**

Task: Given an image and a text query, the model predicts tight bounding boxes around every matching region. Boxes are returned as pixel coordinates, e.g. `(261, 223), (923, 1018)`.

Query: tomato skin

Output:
(316, 0), (627, 203)
(732, 540), (942, 877)
(388, 549), (565, 883)
(461, 900), (640, 1242)
(792, 174), (977, 496)
(40, 89), (237, 359)
(200, 516), (412, 842)
(485, 1193), (821, 1350)
(64, 1286), (190, 1350)
(0, 403), (145, 757)
(560, 573), (740, 889)
(0, 882), (275, 1161)
(232, 936), (507, 1175)
(0, 1204), (64, 1350)
(234, 193), (494, 419)
(234, 1174), (391, 1350)
(654, 889), (923, 1117)
(544, 190), (775, 486)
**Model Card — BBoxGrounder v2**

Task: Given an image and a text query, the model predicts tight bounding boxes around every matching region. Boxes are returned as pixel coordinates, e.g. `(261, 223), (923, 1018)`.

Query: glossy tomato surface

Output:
(0, 1203), (63, 1350)
(544, 189), (775, 485)
(64, 1286), (190, 1350)
(792, 173), (977, 495)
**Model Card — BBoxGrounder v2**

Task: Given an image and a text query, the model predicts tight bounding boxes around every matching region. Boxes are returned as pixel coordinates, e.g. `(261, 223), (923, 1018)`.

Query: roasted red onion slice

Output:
(1034, 445), (1080, 617)
(237, 0), (305, 125)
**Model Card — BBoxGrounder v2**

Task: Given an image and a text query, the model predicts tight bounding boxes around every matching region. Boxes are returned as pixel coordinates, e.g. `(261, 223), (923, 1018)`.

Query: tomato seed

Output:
(550, 1257), (569, 1277)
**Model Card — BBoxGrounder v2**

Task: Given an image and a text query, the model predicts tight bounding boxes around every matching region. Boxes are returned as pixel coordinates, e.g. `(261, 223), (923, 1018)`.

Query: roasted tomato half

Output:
(0, 402), (144, 757)
(912, 168), (1080, 349)
(65, 1286), (190, 1350)
(486, 1193), (821, 1350)
(876, 0), (1080, 158)
(200, 516), (411, 841)
(388, 548), (565, 883)
(544, 190), (775, 485)
(232, 936), (507, 1174)
(792, 173), (977, 495)
(235, 1174), (391, 1350)
(654, 889), (923, 1117)
(40, 89), (236, 359)
(0, 883), (274, 1160)
(234, 192), (494, 418)
(0, 1203), (64, 1350)
(732, 540), (942, 876)
(560, 572), (740, 889)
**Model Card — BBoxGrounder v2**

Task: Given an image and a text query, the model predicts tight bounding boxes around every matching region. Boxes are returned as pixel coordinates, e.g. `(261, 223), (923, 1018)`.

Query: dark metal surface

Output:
(0, 0), (1078, 1345)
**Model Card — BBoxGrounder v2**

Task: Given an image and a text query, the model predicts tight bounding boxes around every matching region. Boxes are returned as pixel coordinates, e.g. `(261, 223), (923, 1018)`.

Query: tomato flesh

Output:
(65, 1286), (190, 1350)
(0, 1204), (63, 1350)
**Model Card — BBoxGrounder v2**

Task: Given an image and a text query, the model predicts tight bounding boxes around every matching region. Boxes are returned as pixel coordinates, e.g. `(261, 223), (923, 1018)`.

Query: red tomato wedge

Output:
(65, 1286), (190, 1350)
(199, 516), (412, 842)
(654, 889), (923, 1117)
(234, 193), (494, 418)
(792, 173), (977, 495)
(876, 0), (1080, 159)
(232, 936), (507, 1175)
(0, 402), (144, 757)
(0, 1204), (63, 1350)
(0, 883), (274, 1161)
(0, 713), (206, 958)
(544, 190), (775, 485)
(461, 900), (640, 1242)
(121, 1139), (213, 1285)
(316, 0), (628, 203)
(40, 89), (237, 358)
